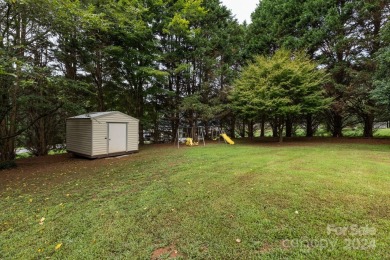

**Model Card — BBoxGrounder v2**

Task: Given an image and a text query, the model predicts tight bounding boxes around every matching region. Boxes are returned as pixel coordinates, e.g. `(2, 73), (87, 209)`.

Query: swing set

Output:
(210, 127), (223, 141)
(175, 126), (206, 148)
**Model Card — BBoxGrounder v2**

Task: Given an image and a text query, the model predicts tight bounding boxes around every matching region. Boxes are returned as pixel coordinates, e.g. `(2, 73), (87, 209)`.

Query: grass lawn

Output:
(1, 142), (390, 259)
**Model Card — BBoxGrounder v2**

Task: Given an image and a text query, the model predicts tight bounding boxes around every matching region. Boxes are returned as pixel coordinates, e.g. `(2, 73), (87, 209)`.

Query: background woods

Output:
(0, 0), (389, 163)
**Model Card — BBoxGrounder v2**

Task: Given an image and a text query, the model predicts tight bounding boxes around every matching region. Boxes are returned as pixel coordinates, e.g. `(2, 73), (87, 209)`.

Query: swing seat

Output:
(176, 127), (205, 148)
(186, 138), (194, 146)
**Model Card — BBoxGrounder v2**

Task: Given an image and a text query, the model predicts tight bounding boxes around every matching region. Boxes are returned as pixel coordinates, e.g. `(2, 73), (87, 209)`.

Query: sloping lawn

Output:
(1, 143), (389, 259)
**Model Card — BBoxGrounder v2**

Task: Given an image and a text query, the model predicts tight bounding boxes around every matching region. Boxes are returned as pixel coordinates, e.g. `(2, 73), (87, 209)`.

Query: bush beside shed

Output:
(66, 111), (139, 158)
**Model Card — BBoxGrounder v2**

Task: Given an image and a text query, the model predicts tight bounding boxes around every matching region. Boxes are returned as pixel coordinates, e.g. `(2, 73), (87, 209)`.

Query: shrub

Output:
(0, 160), (17, 170)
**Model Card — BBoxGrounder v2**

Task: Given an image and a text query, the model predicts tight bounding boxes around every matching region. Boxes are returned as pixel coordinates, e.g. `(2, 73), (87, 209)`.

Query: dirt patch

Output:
(258, 243), (274, 253)
(280, 240), (291, 250)
(0, 144), (184, 192)
(151, 245), (182, 259)
(199, 245), (208, 253)
(236, 172), (258, 184)
(0, 152), (141, 189)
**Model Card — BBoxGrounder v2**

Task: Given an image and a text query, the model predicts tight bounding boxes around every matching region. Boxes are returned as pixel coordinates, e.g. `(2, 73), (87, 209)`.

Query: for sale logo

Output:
(327, 224), (377, 237)
(282, 224), (377, 251)
(326, 224), (376, 250)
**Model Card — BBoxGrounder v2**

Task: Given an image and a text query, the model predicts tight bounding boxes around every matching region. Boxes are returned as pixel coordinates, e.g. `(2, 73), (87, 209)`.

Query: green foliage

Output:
(247, 0), (303, 55)
(152, 0), (244, 134)
(0, 160), (16, 170)
(15, 152), (33, 159)
(314, 127), (332, 137)
(248, 0), (388, 137)
(231, 49), (331, 121)
(374, 128), (390, 138)
(180, 93), (226, 121)
(371, 22), (390, 110)
(342, 127), (364, 137)
(48, 149), (67, 155)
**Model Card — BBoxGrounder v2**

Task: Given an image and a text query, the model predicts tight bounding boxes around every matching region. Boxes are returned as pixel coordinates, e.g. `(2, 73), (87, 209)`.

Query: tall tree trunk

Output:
(229, 116), (235, 138)
(240, 119), (246, 137)
(285, 116), (293, 137)
(153, 103), (159, 142)
(0, 71), (17, 162)
(271, 117), (278, 137)
(363, 115), (374, 138)
(63, 34), (78, 80)
(37, 118), (47, 156)
(248, 119), (254, 139)
(278, 116), (285, 143)
(172, 117), (179, 144)
(136, 82), (144, 145)
(1, 12), (26, 162)
(306, 114), (313, 137)
(0, 8), (26, 163)
(332, 113), (343, 137)
(260, 115), (265, 137)
(94, 49), (105, 111)
(204, 122), (209, 140)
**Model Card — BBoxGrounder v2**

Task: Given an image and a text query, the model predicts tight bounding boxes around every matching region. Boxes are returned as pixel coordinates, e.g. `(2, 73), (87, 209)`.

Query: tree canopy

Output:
(371, 22), (390, 112)
(231, 49), (330, 142)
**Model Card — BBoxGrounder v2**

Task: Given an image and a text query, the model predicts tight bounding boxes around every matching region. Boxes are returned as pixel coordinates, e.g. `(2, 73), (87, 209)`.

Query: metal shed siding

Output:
(66, 119), (92, 155)
(91, 113), (139, 156)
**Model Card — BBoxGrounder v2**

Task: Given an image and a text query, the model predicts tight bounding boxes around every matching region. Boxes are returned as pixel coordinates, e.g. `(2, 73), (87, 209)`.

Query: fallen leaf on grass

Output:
(55, 243), (62, 250)
(39, 217), (45, 225)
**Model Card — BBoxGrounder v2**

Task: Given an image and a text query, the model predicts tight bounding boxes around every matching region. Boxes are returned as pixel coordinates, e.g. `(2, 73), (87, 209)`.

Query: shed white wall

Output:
(91, 113), (139, 156)
(66, 119), (92, 155)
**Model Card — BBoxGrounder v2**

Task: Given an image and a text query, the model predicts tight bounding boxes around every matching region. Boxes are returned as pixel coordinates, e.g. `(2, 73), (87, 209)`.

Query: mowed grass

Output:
(1, 143), (390, 259)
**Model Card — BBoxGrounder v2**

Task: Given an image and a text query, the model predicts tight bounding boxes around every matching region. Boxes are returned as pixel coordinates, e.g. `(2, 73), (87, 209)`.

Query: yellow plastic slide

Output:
(221, 133), (235, 145)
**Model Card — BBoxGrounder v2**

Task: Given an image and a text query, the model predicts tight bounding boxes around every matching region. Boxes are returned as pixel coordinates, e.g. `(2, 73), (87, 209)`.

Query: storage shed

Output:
(66, 111), (139, 158)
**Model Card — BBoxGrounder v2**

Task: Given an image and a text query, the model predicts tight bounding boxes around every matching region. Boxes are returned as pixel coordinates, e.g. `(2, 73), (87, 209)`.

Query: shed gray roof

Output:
(68, 111), (139, 121)
(70, 112), (113, 119)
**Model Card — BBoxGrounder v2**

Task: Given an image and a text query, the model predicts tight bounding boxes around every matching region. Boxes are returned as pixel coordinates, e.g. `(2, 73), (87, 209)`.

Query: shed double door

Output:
(108, 123), (127, 153)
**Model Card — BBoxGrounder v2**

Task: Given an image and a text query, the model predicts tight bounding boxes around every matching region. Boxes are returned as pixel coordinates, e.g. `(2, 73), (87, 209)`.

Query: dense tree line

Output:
(248, 0), (390, 138)
(0, 0), (389, 164)
(0, 0), (244, 163)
